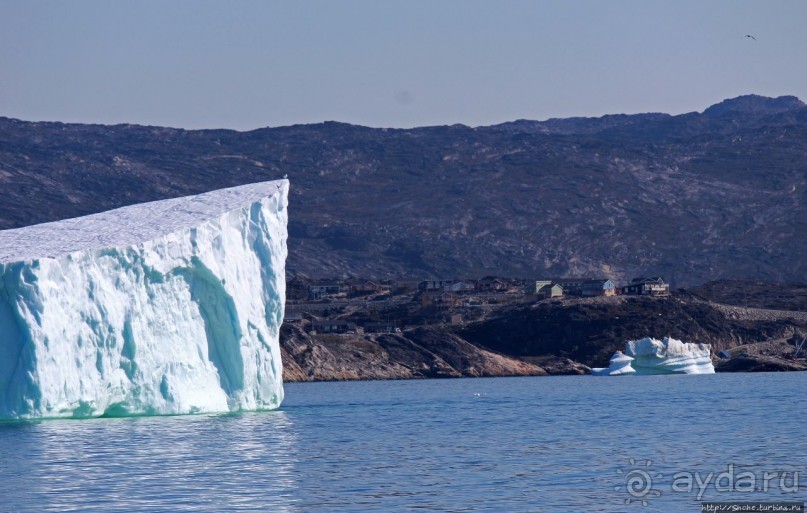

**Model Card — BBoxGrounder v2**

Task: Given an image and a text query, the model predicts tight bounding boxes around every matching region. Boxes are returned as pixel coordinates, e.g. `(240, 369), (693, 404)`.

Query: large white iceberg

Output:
(0, 180), (288, 419)
(592, 336), (715, 376)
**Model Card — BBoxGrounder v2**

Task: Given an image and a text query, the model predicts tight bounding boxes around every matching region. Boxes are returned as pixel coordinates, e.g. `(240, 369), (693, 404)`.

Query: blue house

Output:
(581, 279), (617, 297)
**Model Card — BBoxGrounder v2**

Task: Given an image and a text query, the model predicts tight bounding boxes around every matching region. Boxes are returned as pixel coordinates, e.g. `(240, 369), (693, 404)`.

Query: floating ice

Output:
(592, 336), (715, 376)
(591, 351), (635, 376)
(626, 336), (715, 374)
(0, 180), (288, 419)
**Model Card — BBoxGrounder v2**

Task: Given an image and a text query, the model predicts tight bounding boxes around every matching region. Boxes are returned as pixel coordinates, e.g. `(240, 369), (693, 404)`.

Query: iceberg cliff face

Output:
(592, 336), (715, 376)
(626, 337), (715, 375)
(0, 180), (288, 419)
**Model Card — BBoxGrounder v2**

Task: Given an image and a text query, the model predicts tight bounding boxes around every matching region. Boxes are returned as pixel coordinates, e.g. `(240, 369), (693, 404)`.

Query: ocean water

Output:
(1, 373), (805, 512)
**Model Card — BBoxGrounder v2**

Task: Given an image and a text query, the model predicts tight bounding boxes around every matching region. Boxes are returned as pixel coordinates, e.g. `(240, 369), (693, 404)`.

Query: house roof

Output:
(630, 277), (667, 284)
(582, 278), (614, 286)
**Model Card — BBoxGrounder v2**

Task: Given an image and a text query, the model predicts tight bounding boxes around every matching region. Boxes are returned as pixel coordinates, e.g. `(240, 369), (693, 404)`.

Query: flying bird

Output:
(745, 34), (757, 41)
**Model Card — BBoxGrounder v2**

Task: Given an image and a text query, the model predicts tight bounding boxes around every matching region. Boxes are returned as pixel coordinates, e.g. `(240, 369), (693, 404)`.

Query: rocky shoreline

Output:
(280, 325), (548, 382)
(280, 290), (807, 382)
(715, 354), (807, 373)
(280, 334), (806, 382)
(281, 338), (806, 382)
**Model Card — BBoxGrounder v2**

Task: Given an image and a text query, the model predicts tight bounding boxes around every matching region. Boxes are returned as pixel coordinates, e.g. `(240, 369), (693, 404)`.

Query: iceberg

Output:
(591, 351), (635, 376)
(0, 180), (288, 419)
(592, 336), (715, 376)
(626, 336), (715, 374)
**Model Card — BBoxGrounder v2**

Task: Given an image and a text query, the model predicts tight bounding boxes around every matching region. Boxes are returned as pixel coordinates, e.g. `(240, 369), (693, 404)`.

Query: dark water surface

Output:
(1, 373), (805, 512)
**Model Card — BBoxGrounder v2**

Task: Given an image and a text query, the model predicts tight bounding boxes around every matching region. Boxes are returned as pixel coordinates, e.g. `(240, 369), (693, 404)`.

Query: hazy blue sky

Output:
(1, 0), (805, 129)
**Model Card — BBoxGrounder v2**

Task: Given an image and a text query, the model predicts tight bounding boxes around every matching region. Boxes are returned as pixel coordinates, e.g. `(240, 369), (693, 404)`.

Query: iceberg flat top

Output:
(0, 180), (288, 264)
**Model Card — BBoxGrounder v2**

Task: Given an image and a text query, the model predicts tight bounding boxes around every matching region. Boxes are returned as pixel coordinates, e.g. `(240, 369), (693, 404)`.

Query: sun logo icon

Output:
(614, 458), (663, 506)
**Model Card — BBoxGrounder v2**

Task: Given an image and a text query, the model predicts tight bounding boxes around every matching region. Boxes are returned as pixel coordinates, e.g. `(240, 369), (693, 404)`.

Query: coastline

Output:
(280, 328), (806, 383)
(280, 284), (807, 382)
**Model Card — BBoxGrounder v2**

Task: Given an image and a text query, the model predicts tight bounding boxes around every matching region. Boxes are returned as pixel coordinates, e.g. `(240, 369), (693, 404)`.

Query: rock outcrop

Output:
(280, 325), (544, 381)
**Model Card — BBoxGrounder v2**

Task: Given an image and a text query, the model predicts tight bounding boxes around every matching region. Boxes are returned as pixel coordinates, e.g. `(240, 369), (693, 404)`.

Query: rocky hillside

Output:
(459, 294), (807, 369)
(684, 280), (807, 311)
(280, 324), (547, 382)
(278, 285), (807, 380)
(1, 94), (806, 285)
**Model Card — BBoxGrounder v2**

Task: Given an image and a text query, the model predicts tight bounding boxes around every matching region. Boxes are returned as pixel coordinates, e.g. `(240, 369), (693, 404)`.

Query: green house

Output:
(533, 280), (563, 298)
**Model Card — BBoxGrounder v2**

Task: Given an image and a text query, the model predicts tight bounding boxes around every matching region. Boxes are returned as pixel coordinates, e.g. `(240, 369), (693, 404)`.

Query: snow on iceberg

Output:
(592, 336), (715, 376)
(0, 180), (288, 419)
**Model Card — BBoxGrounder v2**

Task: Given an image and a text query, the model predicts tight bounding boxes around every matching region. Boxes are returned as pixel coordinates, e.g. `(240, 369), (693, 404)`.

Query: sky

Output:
(1, 0), (806, 130)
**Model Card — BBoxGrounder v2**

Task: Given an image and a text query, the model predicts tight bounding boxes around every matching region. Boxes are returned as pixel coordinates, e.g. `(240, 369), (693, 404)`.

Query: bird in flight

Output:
(745, 34), (757, 41)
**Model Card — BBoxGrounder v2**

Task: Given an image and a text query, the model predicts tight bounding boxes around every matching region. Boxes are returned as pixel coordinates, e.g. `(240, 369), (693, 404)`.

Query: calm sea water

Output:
(0, 373), (805, 512)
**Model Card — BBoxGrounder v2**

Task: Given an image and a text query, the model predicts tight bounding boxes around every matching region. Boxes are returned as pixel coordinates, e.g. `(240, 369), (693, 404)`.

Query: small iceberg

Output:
(591, 352), (635, 376)
(592, 337), (715, 376)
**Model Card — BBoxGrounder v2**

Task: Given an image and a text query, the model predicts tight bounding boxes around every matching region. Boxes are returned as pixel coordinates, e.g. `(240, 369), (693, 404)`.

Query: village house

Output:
(475, 277), (507, 292)
(552, 278), (587, 296)
(536, 282), (564, 299)
(443, 281), (475, 293)
(419, 279), (455, 291)
(307, 283), (344, 300)
(347, 280), (391, 297)
(309, 319), (357, 334)
(283, 311), (304, 324)
(393, 278), (422, 292)
(621, 277), (670, 296)
(581, 279), (617, 297)
(421, 290), (461, 308)
(531, 280), (552, 294)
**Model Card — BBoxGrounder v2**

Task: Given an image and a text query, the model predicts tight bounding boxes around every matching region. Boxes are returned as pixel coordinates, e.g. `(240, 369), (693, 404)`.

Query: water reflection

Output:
(0, 411), (301, 512)
(1, 374), (806, 512)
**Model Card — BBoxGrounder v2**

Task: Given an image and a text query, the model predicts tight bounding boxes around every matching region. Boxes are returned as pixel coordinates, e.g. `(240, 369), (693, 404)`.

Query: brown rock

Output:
(279, 324), (545, 382)
(716, 355), (807, 373)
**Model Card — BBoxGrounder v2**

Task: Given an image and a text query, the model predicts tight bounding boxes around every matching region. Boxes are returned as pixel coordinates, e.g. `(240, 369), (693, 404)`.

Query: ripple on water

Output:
(0, 373), (804, 512)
